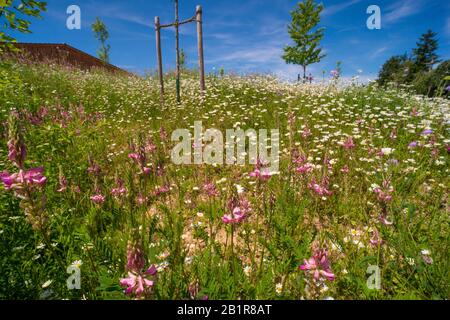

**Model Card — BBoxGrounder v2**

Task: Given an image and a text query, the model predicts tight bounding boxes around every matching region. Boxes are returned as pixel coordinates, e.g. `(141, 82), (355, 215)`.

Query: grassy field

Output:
(0, 60), (448, 300)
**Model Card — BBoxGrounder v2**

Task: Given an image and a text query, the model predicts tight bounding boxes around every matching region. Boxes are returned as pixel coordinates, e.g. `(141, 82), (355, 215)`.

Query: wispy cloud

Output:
(384, 0), (423, 25)
(322, 0), (362, 17)
(207, 46), (282, 64)
(369, 46), (388, 59)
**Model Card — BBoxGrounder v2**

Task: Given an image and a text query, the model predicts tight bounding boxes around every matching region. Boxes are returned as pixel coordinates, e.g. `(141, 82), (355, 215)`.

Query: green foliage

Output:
(377, 30), (448, 97)
(411, 60), (450, 97)
(282, 0), (325, 80)
(412, 29), (441, 72)
(91, 17), (111, 63)
(0, 0), (47, 48)
(377, 54), (409, 86)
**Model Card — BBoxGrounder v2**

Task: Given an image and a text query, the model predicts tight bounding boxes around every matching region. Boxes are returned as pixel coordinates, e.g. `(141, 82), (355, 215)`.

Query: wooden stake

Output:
(155, 16), (164, 103)
(175, 0), (181, 103)
(196, 5), (206, 93)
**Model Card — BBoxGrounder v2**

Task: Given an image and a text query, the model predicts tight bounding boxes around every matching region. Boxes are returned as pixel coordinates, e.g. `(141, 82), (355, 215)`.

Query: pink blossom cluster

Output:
(299, 249), (335, 281)
(308, 177), (332, 197)
(120, 242), (157, 299)
(203, 182), (219, 197)
(222, 198), (251, 224)
(249, 159), (272, 181)
(1, 167), (47, 192)
(341, 136), (355, 150)
(111, 178), (127, 198)
(373, 180), (393, 203)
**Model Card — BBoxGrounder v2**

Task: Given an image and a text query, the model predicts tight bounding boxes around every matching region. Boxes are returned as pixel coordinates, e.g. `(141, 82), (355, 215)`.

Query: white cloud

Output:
(322, 0), (362, 17)
(369, 46), (388, 59)
(384, 0), (423, 25)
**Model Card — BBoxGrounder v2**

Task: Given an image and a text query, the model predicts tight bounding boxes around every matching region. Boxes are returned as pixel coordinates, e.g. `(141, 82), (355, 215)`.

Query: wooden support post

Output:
(196, 5), (206, 93)
(175, 0), (181, 103)
(155, 16), (164, 103)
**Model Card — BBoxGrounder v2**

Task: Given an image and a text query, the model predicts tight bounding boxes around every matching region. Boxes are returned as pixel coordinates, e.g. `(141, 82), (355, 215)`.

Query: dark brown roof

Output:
(0, 42), (130, 74)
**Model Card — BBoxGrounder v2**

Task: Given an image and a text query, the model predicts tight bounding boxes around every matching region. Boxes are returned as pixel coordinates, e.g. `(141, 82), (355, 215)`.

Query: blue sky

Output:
(7, 0), (450, 81)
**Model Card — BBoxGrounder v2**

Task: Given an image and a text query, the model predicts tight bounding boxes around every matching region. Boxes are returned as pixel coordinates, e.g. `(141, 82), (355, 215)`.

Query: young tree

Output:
(0, 0), (47, 45)
(282, 0), (325, 82)
(91, 17), (110, 63)
(413, 29), (440, 72)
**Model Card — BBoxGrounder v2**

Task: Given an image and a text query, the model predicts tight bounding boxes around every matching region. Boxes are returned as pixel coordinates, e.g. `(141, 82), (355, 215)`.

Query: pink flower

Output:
(295, 163), (314, 174)
(111, 187), (126, 197)
(128, 153), (140, 161)
(249, 168), (260, 178)
(342, 136), (355, 150)
(120, 270), (156, 298)
(0, 171), (19, 190)
(120, 243), (158, 299)
(126, 242), (145, 271)
(249, 168), (272, 181)
(24, 167), (47, 186)
(87, 162), (101, 175)
(153, 185), (170, 197)
(299, 249), (335, 281)
(203, 182), (219, 197)
(340, 165), (349, 174)
(145, 138), (157, 153)
(128, 145), (150, 175)
(222, 207), (246, 224)
(301, 127), (312, 139)
(373, 180), (393, 203)
(143, 167), (151, 175)
(0, 167), (47, 190)
(136, 193), (147, 205)
(369, 229), (383, 246)
(111, 178), (126, 198)
(90, 194), (105, 204)
(308, 177), (332, 197)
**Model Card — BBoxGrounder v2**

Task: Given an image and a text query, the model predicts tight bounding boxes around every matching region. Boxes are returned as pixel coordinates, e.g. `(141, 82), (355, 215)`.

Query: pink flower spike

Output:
(299, 249), (335, 282)
(249, 169), (260, 178)
(90, 194), (105, 204)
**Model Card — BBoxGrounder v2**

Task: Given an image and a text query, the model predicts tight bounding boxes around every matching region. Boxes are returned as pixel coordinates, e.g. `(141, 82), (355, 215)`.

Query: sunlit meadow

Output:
(0, 60), (448, 300)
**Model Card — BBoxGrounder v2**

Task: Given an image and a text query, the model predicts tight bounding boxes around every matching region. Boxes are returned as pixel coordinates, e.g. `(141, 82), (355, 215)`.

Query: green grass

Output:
(0, 60), (448, 300)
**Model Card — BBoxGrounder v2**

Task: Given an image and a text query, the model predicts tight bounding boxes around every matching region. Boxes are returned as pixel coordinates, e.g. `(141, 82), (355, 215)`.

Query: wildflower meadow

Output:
(0, 60), (448, 300)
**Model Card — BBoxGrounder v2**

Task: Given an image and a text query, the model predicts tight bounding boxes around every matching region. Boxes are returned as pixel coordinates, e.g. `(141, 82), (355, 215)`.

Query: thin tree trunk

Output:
(196, 5), (206, 93)
(155, 16), (164, 103)
(303, 65), (306, 83)
(175, 0), (181, 103)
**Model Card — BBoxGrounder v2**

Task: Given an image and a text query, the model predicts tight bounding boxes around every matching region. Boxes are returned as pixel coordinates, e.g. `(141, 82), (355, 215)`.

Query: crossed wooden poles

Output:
(155, 2), (205, 104)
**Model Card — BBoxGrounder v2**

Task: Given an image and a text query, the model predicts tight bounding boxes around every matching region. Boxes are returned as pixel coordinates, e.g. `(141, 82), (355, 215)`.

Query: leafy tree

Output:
(0, 0), (47, 44)
(91, 17), (110, 63)
(412, 60), (450, 97)
(412, 29), (440, 72)
(377, 54), (410, 86)
(282, 0), (325, 82)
